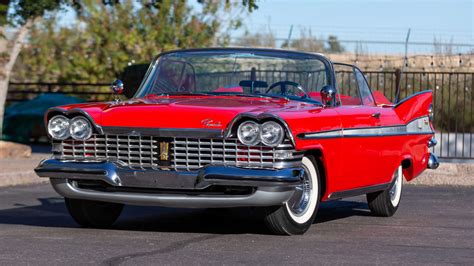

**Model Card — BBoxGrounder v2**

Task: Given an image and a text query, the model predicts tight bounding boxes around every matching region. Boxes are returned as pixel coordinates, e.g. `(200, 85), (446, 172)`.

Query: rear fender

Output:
(393, 90), (432, 123)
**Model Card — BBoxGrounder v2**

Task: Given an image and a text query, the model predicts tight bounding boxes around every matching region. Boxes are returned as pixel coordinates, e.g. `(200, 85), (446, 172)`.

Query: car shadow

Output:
(0, 197), (373, 234)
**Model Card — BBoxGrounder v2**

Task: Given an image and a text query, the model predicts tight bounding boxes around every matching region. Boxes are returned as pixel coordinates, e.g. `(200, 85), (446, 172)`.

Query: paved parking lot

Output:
(0, 184), (472, 265)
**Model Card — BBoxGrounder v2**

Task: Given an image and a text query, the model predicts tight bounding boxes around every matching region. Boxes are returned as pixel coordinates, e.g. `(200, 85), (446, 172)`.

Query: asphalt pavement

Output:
(0, 183), (472, 265)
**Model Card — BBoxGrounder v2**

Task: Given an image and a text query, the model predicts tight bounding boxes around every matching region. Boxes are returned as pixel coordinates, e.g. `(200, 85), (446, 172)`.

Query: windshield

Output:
(136, 49), (330, 103)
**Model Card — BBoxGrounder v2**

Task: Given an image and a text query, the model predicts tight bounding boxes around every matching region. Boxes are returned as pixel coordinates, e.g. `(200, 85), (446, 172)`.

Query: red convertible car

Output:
(35, 48), (439, 235)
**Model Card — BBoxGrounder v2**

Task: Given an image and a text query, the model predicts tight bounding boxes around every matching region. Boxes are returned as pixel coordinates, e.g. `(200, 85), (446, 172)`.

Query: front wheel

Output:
(366, 165), (403, 217)
(264, 156), (321, 235)
(65, 198), (124, 228)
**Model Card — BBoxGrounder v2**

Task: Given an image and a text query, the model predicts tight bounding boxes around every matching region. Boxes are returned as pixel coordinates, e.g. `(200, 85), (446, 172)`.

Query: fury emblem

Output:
(201, 119), (222, 127)
(159, 142), (169, 161)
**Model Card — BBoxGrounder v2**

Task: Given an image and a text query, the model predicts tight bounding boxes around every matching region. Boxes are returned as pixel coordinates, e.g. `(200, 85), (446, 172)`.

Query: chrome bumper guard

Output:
(35, 159), (303, 208)
(427, 153), (439, 169)
(427, 137), (439, 170)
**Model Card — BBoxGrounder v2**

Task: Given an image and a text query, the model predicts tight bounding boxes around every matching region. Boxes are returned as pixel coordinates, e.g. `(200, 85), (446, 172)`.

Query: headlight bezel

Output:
(69, 116), (93, 140)
(236, 120), (287, 147)
(237, 120), (261, 146)
(47, 115), (71, 140)
(260, 121), (284, 147)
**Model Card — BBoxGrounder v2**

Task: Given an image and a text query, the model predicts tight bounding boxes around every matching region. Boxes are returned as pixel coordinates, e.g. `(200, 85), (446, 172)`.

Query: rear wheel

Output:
(65, 198), (124, 228)
(264, 156), (321, 235)
(366, 165), (403, 217)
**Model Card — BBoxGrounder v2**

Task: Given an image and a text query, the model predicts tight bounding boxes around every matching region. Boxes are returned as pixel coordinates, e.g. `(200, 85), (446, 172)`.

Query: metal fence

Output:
(7, 71), (474, 160)
(364, 71), (474, 160)
(7, 82), (112, 103)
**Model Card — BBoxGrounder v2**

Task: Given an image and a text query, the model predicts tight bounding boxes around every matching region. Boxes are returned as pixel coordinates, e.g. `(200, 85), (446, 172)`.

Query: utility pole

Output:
(395, 28), (411, 103)
(286, 25), (293, 48)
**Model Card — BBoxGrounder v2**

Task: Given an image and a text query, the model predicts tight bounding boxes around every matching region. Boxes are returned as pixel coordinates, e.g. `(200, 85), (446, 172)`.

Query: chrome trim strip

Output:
(298, 129), (343, 139)
(298, 116), (434, 140)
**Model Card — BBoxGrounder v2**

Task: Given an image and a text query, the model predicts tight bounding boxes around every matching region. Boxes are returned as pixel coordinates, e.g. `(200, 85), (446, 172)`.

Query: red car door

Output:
(332, 65), (390, 192)
(334, 106), (384, 191)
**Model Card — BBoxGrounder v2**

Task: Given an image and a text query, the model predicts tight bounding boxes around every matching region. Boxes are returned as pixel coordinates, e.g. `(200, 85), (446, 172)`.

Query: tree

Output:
(283, 29), (325, 52)
(2, 0), (257, 138)
(234, 30), (276, 48)
(326, 35), (344, 53)
(13, 0), (253, 83)
(0, 0), (64, 137)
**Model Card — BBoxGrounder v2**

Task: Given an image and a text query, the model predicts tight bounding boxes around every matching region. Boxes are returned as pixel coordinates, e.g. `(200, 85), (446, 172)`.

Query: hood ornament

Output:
(201, 119), (222, 127)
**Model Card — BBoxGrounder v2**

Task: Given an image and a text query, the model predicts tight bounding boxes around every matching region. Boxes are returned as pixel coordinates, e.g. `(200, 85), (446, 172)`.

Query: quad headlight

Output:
(260, 121), (284, 147)
(48, 115), (70, 140)
(237, 121), (260, 146)
(237, 120), (285, 147)
(47, 115), (93, 140)
(69, 116), (93, 140)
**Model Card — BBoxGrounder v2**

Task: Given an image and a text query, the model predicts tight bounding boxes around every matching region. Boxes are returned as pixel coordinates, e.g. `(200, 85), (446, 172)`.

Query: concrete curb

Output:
(0, 171), (48, 187)
(407, 162), (474, 187)
(0, 154), (48, 187)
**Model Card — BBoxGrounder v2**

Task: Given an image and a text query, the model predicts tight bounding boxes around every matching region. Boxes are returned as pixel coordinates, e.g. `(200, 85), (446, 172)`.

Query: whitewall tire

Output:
(367, 165), (403, 217)
(264, 156), (321, 235)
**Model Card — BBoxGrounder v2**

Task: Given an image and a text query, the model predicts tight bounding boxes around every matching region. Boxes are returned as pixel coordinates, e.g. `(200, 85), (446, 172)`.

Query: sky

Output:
(229, 0), (473, 54)
(56, 0), (474, 54)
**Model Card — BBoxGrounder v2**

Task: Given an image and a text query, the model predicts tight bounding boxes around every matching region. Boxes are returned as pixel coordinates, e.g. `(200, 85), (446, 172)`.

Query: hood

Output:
(56, 95), (317, 131)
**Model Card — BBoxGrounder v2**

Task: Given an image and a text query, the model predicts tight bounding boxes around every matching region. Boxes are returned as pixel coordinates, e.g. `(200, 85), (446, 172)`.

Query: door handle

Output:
(371, 112), (381, 119)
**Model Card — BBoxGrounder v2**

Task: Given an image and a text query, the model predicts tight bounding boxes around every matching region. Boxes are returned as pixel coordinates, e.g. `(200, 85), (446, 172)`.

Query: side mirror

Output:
(320, 85), (337, 107)
(111, 79), (124, 101)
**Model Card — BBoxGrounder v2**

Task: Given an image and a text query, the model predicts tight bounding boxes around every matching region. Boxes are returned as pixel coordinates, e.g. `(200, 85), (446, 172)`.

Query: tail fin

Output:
(393, 90), (432, 123)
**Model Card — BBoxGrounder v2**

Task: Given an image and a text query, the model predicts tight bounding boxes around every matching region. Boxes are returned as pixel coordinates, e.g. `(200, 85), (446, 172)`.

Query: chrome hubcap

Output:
(287, 166), (312, 216)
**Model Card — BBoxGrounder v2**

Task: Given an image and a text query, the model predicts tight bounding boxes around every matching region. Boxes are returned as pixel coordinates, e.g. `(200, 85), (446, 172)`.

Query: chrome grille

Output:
(172, 138), (302, 171)
(53, 135), (158, 168)
(53, 134), (303, 171)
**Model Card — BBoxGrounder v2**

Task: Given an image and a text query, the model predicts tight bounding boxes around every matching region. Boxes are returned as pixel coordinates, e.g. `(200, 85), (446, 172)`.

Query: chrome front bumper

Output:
(35, 159), (303, 208)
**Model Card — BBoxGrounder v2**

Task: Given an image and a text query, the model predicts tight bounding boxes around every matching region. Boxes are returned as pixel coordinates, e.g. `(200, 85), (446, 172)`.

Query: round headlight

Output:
(69, 116), (92, 140)
(48, 115), (70, 140)
(237, 121), (260, 146)
(260, 121), (284, 147)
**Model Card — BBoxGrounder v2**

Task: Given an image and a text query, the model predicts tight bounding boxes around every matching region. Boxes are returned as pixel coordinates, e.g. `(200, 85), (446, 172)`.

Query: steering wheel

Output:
(266, 81), (308, 98)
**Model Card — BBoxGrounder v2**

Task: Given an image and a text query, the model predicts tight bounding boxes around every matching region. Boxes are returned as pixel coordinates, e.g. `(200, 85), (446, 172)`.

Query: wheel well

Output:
(400, 157), (415, 181)
(401, 158), (412, 169)
(304, 149), (326, 200)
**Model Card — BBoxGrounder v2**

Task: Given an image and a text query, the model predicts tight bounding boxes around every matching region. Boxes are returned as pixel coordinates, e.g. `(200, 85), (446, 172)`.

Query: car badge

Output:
(159, 142), (169, 161)
(201, 119), (222, 127)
